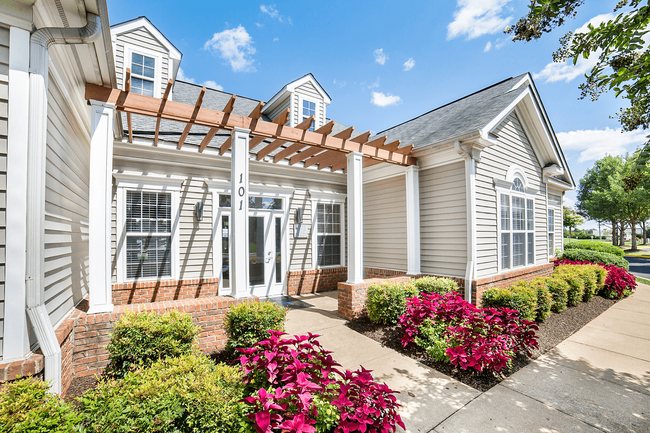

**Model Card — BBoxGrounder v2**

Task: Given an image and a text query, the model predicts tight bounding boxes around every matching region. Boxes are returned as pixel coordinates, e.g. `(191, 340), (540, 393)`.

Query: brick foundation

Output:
(363, 268), (408, 279)
(472, 263), (555, 305)
(112, 278), (219, 305)
(0, 352), (44, 384)
(337, 276), (412, 320)
(52, 295), (255, 396)
(286, 267), (347, 295)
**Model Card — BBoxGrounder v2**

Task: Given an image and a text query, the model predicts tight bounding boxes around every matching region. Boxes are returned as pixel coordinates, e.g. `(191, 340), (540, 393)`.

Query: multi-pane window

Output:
(548, 209), (555, 256)
(499, 176), (534, 270)
(316, 203), (341, 266)
(131, 53), (155, 96)
(302, 99), (316, 131)
(126, 191), (172, 279)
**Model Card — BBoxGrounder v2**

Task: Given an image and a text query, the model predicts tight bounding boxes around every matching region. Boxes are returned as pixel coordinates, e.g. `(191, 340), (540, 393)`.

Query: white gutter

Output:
(454, 141), (476, 304)
(26, 14), (101, 394)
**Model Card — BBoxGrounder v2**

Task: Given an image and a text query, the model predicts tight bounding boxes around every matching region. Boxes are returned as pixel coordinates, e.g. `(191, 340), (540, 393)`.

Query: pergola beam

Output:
(85, 83), (416, 166)
(125, 68), (133, 143)
(177, 86), (206, 150)
(257, 115), (314, 161)
(272, 120), (335, 163)
(154, 79), (173, 147)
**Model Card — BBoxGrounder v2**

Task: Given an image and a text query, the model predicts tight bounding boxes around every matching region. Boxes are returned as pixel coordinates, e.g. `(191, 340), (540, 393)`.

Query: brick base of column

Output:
(0, 352), (44, 384)
(337, 276), (412, 320)
(472, 263), (555, 305)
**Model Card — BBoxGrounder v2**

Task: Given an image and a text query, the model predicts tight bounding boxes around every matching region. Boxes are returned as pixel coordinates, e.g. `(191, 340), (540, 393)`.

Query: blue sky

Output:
(107, 0), (648, 230)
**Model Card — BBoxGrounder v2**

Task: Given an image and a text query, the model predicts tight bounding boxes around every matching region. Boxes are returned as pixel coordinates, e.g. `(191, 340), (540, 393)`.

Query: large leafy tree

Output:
(507, 0), (650, 166)
(563, 206), (585, 238)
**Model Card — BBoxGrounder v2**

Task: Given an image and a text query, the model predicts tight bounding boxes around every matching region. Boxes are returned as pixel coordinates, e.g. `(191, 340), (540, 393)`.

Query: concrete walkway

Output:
(285, 284), (650, 432)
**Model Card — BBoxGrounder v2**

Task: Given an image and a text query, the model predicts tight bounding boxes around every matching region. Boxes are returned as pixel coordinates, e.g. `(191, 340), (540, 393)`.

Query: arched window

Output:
(499, 172), (534, 270)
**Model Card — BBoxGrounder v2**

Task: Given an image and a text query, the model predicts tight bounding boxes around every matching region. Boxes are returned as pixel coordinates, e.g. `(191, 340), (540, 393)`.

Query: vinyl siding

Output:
(0, 25), (8, 357)
(114, 27), (170, 97)
(419, 162), (467, 278)
(548, 189), (563, 254)
(293, 82), (325, 129)
(178, 179), (212, 278)
(44, 73), (90, 327)
(364, 176), (407, 271)
(475, 112), (547, 278)
(289, 189), (311, 270)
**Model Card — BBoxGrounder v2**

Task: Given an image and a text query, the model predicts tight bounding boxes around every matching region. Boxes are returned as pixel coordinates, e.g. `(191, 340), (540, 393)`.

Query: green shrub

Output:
(78, 354), (244, 433)
(224, 300), (287, 351)
(564, 241), (624, 257)
(366, 281), (419, 325)
(105, 309), (200, 378)
(554, 266), (585, 306)
(414, 318), (452, 362)
(481, 285), (537, 322)
(561, 249), (629, 270)
(0, 377), (81, 433)
(515, 279), (553, 322)
(411, 276), (458, 295)
(574, 265), (599, 301)
(539, 276), (569, 313)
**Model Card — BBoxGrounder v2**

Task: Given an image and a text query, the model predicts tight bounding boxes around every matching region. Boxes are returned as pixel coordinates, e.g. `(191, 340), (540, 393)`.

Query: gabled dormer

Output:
(111, 17), (182, 100)
(263, 74), (331, 130)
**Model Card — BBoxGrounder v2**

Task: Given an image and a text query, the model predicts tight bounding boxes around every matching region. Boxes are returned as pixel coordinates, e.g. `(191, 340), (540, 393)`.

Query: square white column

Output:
(406, 165), (421, 275)
(347, 152), (363, 283)
(230, 128), (251, 298)
(87, 101), (115, 314)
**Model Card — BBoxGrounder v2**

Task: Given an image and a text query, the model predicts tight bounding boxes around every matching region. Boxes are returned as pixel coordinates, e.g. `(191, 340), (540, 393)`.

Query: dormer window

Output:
(302, 99), (316, 131)
(131, 53), (155, 96)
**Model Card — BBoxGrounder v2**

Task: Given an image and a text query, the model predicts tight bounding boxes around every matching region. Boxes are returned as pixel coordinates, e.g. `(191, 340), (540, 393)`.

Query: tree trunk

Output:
(612, 220), (618, 246)
(620, 222), (626, 247)
(631, 219), (637, 251)
(643, 221), (647, 245)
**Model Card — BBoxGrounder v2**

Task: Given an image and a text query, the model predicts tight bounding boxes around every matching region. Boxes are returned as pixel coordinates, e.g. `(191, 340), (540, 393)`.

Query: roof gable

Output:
(111, 16), (182, 61)
(264, 73), (331, 114)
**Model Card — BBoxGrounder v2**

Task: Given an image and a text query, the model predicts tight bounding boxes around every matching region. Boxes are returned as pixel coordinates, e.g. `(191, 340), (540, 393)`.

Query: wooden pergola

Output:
(85, 70), (416, 172)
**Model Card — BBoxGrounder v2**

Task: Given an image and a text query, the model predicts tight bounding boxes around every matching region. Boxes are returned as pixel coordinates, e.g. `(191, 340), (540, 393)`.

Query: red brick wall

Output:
(112, 278), (219, 305)
(364, 268), (407, 279)
(55, 295), (255, 395)
(337, 276), (412, 320)
(0, 352), (44, 385)
(472, 263), (555, 305)
(286, 267), (347, 295)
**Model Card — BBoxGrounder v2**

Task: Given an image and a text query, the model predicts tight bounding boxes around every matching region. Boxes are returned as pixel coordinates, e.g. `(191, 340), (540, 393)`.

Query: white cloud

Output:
(447, 0), (513, 40)
(484, 41), (492, 52)
(176, 68), (223, 90)
(273, 37), (279, 42)
(534, 13), (615, 83)
(374, 48), (388, 65)
(557, 127), (647, 163)
(260, 5), (279, 19)
(371, 91), (401, 107)
(403, 58), (415, 71)
(204, 26), (256, 72)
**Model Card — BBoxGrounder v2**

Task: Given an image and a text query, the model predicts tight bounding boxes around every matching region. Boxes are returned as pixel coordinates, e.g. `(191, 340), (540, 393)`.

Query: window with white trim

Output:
(302, 99), (316, 131)
(316, 203), (341, 266)
(131, 52), (155, 96)
(548, 209), (555, 256)
(125, 190), (172, 278)
(500, 176), (535, 270)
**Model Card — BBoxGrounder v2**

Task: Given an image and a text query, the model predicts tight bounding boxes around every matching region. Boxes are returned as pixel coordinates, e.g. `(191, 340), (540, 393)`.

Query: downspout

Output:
(26, 14), (101, 394)
(455, 141), (476, 304)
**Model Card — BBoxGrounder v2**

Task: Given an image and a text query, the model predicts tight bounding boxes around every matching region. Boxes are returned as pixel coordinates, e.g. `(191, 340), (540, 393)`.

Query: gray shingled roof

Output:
(376, 74), (529, 149)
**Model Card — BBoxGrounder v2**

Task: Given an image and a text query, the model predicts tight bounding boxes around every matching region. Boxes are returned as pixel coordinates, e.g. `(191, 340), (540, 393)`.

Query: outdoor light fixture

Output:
(194, 201), (204, 221)
(295, 208), (303, 224)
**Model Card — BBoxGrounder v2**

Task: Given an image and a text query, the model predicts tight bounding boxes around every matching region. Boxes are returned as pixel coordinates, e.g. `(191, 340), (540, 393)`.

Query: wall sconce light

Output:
(194, 201), (204, 221)
(295, 208), (303, 224)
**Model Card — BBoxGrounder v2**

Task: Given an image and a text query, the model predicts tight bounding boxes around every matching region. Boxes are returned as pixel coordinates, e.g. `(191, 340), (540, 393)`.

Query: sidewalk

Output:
(285, 283), (650, 433)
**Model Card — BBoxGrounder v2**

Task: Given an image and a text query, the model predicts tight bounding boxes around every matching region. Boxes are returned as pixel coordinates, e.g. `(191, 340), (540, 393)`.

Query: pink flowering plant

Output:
(237, 331), (405, 433)
(399, 292), (538, 373)
(555, 259), (636, 300)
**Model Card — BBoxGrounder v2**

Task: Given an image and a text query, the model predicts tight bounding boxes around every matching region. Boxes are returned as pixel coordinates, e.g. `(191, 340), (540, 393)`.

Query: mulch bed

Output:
(346, 295), (617, 392)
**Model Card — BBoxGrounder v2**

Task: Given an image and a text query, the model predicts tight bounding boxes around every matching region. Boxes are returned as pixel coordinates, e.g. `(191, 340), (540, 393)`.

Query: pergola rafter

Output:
(85, 82), (416, 168)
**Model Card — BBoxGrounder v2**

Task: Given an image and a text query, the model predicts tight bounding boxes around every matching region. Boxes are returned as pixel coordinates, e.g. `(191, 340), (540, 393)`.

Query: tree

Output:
(563, 206), (584, 238)
(619, 155), (650, 249)
(576, 155), (627, 246)
(508, 0), (650, 167)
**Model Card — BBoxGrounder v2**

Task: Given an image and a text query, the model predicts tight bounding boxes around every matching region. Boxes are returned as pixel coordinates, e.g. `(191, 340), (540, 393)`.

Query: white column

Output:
(230, 128), (250, 298)
(406, 165), (421, 275)
(87, 101), (115, 314)
(3, 27), (30, 359)
(346, 152), (363, 283)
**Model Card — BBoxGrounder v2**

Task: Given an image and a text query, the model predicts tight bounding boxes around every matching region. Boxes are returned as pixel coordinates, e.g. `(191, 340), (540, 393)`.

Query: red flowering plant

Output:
(237, 331), (405, 433)
(398, 292), (538, 373)
(555, 259), (636, 300)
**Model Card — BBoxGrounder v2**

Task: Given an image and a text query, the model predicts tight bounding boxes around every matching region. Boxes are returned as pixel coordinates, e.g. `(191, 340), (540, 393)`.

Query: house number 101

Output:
(238, 173), (245, 210)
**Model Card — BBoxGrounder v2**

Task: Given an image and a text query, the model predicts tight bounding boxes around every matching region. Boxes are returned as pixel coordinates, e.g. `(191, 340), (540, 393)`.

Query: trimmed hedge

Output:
(367, 281), (419, 325)
(564, 241), (624, 257)
(0, 377), (81, 433)
(411, 276), (458, 295)
(541, 276), (569, 313)
(78, 354), (245, 433)
(224, 301), (287, 351)
(482, 285), (537, 322)
(105, 309), (200, 378)
(561, 249), (629, 270)
(554, 265), (586, 306)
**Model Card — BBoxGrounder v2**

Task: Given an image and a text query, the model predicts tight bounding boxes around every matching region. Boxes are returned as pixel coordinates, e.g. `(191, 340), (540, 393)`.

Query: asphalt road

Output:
(625, 256), (650, 280)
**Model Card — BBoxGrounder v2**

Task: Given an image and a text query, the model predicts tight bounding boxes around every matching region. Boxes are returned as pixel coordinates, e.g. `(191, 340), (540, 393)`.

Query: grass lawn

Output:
(564, 238), (650, 254)
(637, 277), (650, 285)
